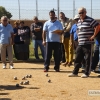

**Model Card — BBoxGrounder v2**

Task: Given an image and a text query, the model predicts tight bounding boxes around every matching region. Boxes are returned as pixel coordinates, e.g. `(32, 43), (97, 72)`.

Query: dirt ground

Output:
(0, 61), (100, 100)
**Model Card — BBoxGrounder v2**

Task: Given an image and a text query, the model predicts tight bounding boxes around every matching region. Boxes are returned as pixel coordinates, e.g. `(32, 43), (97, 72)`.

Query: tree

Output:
(0, 6), (12, 19)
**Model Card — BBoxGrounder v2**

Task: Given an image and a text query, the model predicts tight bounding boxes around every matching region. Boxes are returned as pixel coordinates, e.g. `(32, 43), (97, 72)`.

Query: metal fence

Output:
(0, 0), (100, 20)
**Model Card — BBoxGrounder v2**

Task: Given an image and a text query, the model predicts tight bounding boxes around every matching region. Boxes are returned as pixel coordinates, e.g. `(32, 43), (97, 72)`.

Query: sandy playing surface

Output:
(0, 61), (100, 100)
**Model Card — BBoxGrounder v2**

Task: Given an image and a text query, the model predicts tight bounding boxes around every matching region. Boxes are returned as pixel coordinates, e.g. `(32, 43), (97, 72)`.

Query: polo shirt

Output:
(77, 16), (98, 45)
(70, 24), (78, 41)
(0, 23), (14, 44)
(43, 20), (63, 42)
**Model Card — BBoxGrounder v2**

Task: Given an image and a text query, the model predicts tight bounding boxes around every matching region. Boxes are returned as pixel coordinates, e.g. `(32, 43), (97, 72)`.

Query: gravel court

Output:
(0, 62), (100, 100)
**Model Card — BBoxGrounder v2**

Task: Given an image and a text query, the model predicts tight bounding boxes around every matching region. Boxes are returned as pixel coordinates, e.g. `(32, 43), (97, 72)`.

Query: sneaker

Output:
(68, 73), (78, 77)
(81, 74), (88, 78)
(44, 69), (48, 72)
(3, 65), (6, 69)
(54, 69), (60, 72)
(10, 66), (14, 69)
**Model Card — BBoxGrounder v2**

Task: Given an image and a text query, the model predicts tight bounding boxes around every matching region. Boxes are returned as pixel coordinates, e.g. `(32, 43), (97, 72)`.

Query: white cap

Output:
(74, 15), (79, 20)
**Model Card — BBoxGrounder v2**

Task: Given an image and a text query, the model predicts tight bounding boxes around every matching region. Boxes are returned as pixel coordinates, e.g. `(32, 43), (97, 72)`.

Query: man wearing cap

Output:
(70, 15), (79, 50)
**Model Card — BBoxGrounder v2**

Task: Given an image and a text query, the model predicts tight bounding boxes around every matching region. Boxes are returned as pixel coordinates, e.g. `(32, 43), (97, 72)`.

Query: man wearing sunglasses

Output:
(68, 7), (99, 78)
(0, 16), (14, 69)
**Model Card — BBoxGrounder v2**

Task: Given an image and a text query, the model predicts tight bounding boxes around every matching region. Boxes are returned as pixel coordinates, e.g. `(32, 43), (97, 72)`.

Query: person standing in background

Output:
(59, 12), (73, 67)
(0, 16), (14, 69)
(30, 16), (44, 60)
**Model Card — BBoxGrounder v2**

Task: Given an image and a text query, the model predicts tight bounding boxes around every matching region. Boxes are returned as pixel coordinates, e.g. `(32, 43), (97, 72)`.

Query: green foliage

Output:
(0, 6), (12, 19)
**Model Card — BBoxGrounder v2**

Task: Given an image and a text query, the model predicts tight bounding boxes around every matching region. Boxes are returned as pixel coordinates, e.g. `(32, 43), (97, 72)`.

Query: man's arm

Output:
(64, 19), (73, 32)
(89, 24), (100, 40)
(42, 30), (46, 46)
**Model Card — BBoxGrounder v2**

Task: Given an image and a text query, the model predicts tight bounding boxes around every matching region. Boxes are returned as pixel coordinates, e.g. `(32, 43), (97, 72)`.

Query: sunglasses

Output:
(3, 20), (7, 22)
(79, 12), (84, 14)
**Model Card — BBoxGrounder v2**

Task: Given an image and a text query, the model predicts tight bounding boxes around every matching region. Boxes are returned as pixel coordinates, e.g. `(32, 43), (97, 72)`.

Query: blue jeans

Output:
(32, 40), (44, 59)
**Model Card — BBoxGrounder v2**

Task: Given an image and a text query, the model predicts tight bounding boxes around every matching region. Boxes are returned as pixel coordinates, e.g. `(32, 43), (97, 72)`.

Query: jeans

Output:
(32, 40), (44, 59)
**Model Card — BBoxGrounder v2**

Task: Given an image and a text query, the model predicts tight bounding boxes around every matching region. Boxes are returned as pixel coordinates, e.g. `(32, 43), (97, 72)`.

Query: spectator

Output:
(70, 15), (79, 51)
(91, 24), (100, 72)
(18, 21), (30, 45)
(42, 10), (63, 72)
(68, 7), (98, 78)
(0, 16), (14, 69)
(30, 16), (44, 60)
(59, 12), (73, 67)
(13, 21), (20, 44)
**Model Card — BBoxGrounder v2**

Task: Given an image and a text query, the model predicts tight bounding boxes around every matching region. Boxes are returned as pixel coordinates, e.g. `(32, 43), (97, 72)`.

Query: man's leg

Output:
(91, 45), (99, 70)
(83, 45), (91, 76)
(38, 40), (45, 59)
(53, 42), (60, 71)
(44, 42), (52, 71)
(60, 43), (66, 63)
(7, 45), (13, 67)
(63, 38), (69, 66)
(68, 39), (73, 66)
(73, 45), (84, 75)
(0, 44), (7, 67)
(34, 40), (39, 59)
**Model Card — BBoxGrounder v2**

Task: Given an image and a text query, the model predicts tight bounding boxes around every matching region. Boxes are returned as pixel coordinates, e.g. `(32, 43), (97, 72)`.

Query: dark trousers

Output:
(44, 42), (60, 70)
(59, 43), (66, 62)
(91, 45), (99, 70)
(73, 44), (92, 75)
(74, 40), (78, 51)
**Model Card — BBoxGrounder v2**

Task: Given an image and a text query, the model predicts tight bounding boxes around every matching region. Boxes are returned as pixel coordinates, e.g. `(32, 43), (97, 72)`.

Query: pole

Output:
(36, 0), (38, 17)
(73, 0), (75, 18)
(18, 0), (20, 20)
(57, 0), (59, 20)
(91, 0), (92, 17)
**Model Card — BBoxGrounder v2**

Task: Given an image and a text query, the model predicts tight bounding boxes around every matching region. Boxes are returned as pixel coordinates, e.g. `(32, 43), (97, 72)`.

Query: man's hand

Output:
(42, 41), (46, 46)
(34, 28), (40, 32)
(89, 35), (95, 41)
(70, 42), (73, 47)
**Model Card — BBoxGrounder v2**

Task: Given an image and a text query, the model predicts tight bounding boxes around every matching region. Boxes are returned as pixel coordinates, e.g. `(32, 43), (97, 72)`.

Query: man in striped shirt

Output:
(68, 7), (99, 78)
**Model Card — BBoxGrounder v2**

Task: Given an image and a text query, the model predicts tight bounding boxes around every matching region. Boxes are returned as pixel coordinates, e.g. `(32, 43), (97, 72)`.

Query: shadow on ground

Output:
(0, 85), (25, 90)
(0, 98), (11, 100)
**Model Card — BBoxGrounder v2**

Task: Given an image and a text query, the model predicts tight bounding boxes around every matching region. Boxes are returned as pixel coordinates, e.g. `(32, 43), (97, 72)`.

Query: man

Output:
(18, 21), (30, 45)
(42, 10), (63, 72)
(70, 15), (79, 50)
(70, 15), (86, 69)
(59, 12), (73, 67)
(30, 16), (44, 59)
(91, 24), (100, 72)
(68, 7), (98, 78)
(0, 16), (14, 69)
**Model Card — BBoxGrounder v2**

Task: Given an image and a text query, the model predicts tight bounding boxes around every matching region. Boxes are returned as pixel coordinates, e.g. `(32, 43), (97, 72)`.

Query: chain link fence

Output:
(0, 0), (100, 20)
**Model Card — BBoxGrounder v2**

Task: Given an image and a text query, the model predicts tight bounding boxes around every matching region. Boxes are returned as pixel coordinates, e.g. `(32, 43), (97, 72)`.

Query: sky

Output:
(0, 0), (100, 20)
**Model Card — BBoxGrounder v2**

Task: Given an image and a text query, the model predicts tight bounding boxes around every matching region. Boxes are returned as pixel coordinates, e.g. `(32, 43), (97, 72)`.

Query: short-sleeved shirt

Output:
(0, 23), (14, 44)
(70, 24), (78, 41)
(77, 16), (98, 45)
(43, 20), (63, 42)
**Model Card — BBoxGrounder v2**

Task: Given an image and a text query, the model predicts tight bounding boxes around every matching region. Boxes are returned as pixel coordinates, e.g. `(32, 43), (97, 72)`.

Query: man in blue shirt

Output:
(70, 15), (79, 50)
(42, 10), (63, 72)
(0, 16), (14, 69)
